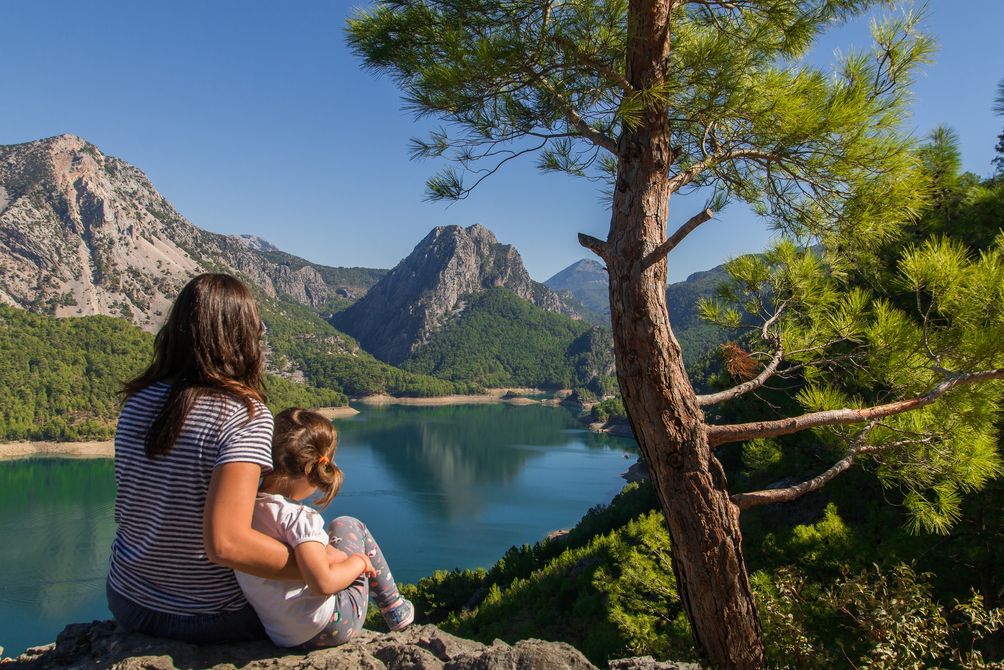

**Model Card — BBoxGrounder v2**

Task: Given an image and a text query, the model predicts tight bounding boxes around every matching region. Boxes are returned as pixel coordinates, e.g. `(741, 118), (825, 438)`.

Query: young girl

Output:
(235, 408), (414, 648)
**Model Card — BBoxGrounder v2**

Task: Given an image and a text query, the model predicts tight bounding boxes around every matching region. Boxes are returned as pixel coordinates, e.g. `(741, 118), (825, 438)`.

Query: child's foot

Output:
(384, 598), (415, 632)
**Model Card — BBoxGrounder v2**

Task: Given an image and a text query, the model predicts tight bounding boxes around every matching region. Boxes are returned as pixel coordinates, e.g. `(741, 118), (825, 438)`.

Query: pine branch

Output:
(699, 347), (784, 407)
(642, 209), (715, 269)
(551, 34), (635, 96)
(707, 368), (1004, 447)
(565, 106), (619, 154)
(731, 428), (941, 510)
(667, 148), (780, 192)
(697, 301), (787, 406)
(731, 423), (880, 510)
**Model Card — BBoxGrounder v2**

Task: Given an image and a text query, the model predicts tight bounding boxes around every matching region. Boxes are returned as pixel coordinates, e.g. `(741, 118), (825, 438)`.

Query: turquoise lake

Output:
(0, 402), (636, 656)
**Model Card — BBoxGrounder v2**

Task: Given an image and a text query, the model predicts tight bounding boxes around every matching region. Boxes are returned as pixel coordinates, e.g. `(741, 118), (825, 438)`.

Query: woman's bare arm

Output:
(203, 462), (303, 580)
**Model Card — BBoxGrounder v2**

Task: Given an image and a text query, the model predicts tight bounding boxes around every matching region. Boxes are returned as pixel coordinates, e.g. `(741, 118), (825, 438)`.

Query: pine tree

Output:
(347, 3), (1003, 667)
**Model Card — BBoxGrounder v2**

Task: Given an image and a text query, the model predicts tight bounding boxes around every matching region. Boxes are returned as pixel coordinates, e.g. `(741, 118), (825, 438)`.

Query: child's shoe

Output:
(384, 598), (415, 632)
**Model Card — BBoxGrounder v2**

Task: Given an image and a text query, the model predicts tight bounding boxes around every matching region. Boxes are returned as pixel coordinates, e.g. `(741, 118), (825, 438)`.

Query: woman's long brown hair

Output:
(123, 273), (267, 457)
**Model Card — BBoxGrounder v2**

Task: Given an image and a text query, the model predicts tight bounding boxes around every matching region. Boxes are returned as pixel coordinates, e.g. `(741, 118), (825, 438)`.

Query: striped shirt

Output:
(107, 382), (274, 615)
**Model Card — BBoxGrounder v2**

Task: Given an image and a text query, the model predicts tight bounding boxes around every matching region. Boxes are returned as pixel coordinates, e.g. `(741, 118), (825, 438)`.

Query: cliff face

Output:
(0, 135), (354, 331)
(332, 224), (577, 365)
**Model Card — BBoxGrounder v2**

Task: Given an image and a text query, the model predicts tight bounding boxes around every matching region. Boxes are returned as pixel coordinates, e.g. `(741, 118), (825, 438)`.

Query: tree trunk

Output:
(603, 3), (767, 667)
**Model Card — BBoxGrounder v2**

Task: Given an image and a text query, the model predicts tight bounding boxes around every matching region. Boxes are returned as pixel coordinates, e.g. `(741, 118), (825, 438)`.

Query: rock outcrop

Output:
(0, 134), (373, 331)
(6, 621), (607, 670)
(332, 224), (578, 364)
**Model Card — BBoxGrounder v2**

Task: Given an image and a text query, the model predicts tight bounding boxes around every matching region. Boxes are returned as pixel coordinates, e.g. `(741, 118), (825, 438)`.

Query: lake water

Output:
(0, 402), (635, 656)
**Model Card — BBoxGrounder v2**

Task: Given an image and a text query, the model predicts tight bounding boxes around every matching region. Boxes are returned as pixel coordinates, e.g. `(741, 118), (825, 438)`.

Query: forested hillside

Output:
(262, 299), (480, 397)
(403, 288), (613, 388)
(0, 306), (346, 441)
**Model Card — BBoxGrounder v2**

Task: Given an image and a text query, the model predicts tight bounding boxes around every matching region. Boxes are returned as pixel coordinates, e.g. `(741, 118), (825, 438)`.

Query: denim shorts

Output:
(106, 581), (266, 644)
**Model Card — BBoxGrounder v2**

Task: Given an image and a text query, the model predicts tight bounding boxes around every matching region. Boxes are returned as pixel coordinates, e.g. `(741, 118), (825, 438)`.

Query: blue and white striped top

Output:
(107, 382), (274, 615)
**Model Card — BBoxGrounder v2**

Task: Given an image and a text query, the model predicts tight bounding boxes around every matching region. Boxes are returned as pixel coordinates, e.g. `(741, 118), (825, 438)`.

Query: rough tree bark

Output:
(590, 1), (769, 667)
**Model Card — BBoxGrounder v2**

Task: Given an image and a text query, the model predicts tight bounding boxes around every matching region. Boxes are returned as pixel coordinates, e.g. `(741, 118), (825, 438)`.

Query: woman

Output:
(106, 273), (298, 643)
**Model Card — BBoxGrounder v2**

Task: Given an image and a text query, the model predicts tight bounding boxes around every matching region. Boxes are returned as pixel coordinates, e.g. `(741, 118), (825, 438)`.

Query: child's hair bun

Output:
(272, 408), (344, 506)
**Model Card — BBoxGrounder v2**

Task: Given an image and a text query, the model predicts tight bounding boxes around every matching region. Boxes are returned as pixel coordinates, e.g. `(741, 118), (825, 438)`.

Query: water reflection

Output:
(0, 459), (116, 653)
(336, 404), (596, 519)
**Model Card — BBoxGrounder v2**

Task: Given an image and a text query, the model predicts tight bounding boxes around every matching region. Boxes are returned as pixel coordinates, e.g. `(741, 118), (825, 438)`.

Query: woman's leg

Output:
(106, 581), (266, 644)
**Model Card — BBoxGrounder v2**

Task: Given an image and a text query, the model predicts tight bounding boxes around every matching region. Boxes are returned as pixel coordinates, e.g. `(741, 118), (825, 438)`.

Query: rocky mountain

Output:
(233, 234), (281, 253)
(332, 223), (578, 365)
(545, 259), (608, 321)
(0, 134), (378, 331)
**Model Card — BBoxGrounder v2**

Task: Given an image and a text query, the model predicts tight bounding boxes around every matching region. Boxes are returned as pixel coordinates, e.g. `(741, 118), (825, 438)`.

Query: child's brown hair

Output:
(268, 408), (344, 506)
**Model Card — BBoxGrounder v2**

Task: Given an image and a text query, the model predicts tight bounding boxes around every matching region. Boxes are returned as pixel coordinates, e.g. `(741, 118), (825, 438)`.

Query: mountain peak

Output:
(333, 223), (575, 364)
(47, 133), (90, 148)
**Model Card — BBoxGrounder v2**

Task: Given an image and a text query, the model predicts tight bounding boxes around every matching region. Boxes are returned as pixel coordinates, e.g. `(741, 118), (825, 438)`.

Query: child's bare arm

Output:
(296, 541), (375, 596)
(325, 543), (349, 566)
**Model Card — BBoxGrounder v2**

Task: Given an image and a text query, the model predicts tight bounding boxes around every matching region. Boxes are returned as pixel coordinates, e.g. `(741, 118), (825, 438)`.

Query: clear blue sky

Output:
(1, 1), (1000, 282)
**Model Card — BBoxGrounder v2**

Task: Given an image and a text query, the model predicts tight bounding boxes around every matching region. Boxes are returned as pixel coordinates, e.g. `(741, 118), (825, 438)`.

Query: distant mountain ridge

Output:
(545, 259), (608, 321)
(547, 257), (733, 362)
(0, 134), (380, 330)
(333, 223), (579, 365)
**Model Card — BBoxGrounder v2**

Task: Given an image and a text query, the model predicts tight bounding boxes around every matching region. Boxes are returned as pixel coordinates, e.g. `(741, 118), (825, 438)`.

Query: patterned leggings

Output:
(298, 516), (402, 648)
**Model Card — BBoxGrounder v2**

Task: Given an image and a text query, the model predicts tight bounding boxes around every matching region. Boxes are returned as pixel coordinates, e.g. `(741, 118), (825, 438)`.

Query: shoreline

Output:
(0, 440), (115, 460)
(311, 406), (361, 419)
(0, 397), (574, 460)
(353, 388), (562, 407)
(0, 406), (360, 461)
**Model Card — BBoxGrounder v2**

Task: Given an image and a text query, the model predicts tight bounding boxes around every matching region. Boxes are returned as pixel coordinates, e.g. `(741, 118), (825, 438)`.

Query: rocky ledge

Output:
(4, 621), (699, 670)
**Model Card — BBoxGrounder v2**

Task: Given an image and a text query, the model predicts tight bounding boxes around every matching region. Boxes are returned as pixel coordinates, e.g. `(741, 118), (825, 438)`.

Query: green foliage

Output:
(592, 513), (694, 660)
(0, 305), (347, 441)
(380, 482), (684, 664)
(402, 288), (612, 389)
(706, 229), (1004, 533)
(265, 375), (346, 414)
(342, 8), (999, 662)
(591, 396), (625, 424)
(0, 306), (150, 440)
(754, 564), (1004, 669)
(348, 0), (932, 250)
(439, 510), (695, 665)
